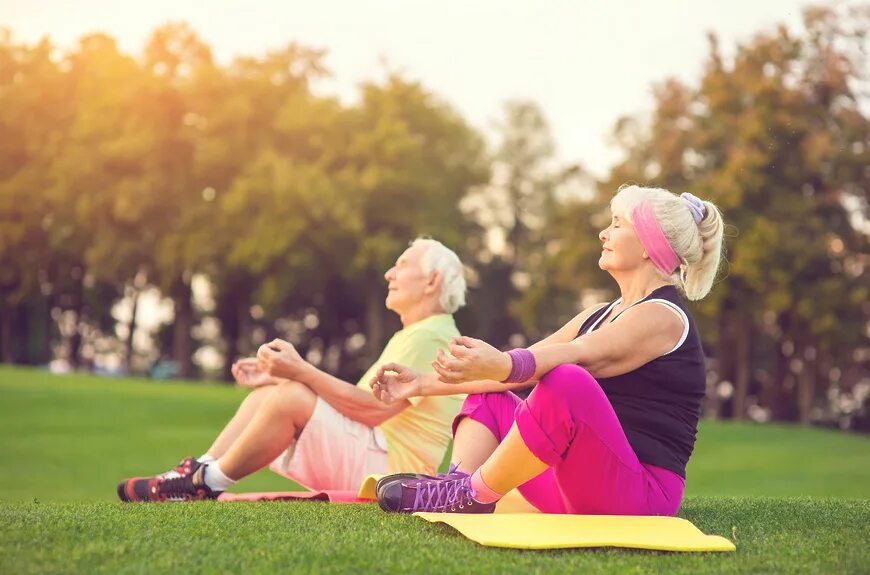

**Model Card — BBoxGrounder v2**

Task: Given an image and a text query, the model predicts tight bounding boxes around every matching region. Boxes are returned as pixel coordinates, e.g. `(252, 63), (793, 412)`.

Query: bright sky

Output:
(4, 0), (810, 177)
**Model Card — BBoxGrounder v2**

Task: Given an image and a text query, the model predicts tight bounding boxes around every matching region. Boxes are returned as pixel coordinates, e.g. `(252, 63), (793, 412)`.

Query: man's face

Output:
(384, 244), (431, 313)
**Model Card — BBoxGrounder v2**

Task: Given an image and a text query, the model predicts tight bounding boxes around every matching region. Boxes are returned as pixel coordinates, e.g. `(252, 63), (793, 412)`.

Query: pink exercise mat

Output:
(218, 490), (372, 504)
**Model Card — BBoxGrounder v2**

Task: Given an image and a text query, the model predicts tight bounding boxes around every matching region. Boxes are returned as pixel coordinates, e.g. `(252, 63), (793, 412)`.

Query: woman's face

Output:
(598, 211), (647, 272)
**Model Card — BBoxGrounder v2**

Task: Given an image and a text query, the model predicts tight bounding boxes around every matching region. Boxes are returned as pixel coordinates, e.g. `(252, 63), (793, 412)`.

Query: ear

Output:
(424, 270), (442, 295)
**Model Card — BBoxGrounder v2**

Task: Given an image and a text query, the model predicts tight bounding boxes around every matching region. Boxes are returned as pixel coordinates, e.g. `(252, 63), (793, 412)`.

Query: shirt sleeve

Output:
(393, 328), (451, 406)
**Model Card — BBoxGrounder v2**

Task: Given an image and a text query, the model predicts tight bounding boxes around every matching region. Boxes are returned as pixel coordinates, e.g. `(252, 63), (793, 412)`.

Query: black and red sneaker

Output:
(117, 461), (221, 502)
(157, 456), (198, 479)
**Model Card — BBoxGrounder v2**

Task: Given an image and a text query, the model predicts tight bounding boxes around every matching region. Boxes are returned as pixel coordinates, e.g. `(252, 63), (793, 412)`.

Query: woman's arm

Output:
(434, 302), (685, 383)
(420, 373), (535, 396)
(527, 303), (608, 350)
(369, 366), (534, 405)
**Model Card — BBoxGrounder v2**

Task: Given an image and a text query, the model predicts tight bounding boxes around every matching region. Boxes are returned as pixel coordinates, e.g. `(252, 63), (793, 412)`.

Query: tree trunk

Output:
(68, 279), (85, 370)
(712, 305), (734, 418)
(124, 289), (140, 372)
(0, 305), (13, 363)
(797, 341), (816, 425)
(220, 297), (241, 383)
(42, 294), (53, 363)
(365, 282), (385, 366)
(172, 277), (194, 379)
(732, 314), (751, 420)
(763, 313), (794, 421)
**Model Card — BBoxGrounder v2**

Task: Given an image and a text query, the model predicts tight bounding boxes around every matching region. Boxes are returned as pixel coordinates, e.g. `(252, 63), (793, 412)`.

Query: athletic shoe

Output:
(117, 462), (221, 502)
(375, 464), (467, 502)
(157, 456), (198, 479)
(377, 474), (496, 514)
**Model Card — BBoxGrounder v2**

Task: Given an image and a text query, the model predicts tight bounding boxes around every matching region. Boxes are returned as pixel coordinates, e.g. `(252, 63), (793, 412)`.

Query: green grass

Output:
(2, 365), (869, 574)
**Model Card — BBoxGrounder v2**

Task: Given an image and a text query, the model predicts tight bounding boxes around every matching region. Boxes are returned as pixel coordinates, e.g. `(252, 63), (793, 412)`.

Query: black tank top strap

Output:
(576, 301), (615, 337)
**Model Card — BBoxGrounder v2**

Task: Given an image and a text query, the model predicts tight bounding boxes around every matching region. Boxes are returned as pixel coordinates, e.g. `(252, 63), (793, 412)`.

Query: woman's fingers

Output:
(432, 360), (462, 383)
(435, 349), (462, 371)
(452, 336), (479, 349)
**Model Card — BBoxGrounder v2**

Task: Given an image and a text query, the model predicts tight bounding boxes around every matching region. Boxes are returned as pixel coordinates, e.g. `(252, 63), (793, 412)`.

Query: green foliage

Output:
(597, 5), (869, 422)
(0, 7), (866, 426)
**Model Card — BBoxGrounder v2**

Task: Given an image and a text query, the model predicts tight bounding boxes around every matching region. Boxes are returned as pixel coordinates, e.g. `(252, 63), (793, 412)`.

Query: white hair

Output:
(411, 237), (467, 314)
(611, 184), (725, 301)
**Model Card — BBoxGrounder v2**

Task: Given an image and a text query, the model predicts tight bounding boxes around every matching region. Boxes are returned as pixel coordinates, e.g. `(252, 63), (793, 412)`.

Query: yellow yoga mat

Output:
(415, 513), (736, 552)
(360, 475), (735, 552)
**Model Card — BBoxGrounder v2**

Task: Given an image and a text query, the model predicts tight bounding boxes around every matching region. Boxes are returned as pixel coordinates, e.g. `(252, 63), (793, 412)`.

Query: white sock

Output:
(197, 454), (217, 464)
(203, 461), (237, 492)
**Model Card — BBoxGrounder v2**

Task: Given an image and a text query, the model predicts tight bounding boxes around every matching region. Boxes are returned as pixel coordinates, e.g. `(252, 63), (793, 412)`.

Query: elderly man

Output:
(118, 238), (467, 501)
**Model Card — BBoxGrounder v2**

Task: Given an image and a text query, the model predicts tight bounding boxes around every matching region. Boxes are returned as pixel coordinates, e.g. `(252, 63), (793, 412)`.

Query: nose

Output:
(384, 267), (395, 282)
(599, 228), (608, 243)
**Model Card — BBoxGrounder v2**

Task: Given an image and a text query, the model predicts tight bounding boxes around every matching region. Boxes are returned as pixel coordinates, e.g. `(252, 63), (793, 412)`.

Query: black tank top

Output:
(576, 285), (705, 478)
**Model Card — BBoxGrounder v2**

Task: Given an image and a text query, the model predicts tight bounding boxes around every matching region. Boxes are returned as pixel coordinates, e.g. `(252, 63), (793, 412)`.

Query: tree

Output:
(602, 5), (869, 424)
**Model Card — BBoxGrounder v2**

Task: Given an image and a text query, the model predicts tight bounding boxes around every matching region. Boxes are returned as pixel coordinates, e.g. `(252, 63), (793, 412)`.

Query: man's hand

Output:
(231, 357), (279, 388)
(370, 363), (422, 404)
(257, 339), (309, 380)
(433, 336), (512, 384)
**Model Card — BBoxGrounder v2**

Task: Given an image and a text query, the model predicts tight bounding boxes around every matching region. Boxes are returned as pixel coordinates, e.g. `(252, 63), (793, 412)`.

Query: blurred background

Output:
(0, 0), (867, 433)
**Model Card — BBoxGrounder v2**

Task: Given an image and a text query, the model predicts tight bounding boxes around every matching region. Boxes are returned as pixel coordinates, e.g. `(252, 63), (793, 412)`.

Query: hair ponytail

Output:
(681, 201), (724, 300)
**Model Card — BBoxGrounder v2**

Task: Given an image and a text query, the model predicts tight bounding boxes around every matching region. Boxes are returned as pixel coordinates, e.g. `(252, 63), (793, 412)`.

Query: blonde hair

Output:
(410, 237), (467, 313)
(611, 185), (724, 300)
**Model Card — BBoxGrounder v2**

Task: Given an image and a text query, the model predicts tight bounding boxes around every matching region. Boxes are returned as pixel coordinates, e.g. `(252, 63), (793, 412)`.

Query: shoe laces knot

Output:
(412, 477), (476, 512)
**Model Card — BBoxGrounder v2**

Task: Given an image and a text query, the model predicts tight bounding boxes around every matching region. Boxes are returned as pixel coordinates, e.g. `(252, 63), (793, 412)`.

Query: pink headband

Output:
(631, 201), (680, 275)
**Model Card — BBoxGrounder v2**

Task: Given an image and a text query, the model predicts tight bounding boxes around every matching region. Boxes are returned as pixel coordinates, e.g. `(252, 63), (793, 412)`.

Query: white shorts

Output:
(269, 397), (389, 491)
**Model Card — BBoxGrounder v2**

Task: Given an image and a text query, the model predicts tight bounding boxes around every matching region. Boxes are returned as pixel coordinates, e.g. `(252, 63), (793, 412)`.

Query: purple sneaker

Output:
(378, 474), (496, 514)
(374, 464), (467, 501)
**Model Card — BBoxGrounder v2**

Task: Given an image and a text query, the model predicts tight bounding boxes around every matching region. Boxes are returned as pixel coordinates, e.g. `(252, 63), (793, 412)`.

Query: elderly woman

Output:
(371, 185), (725, 516)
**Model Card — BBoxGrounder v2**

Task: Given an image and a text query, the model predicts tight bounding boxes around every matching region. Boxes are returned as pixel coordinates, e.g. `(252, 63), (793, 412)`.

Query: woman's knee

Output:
(538, 364), (596, 392)
(453, 391), (519, 440)
(530, 364), (604, 413)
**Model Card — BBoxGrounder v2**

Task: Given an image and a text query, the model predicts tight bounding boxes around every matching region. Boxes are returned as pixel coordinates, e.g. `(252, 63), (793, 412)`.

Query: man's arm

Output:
(256, 339), (409, 428)
(294, 364), (410, 428)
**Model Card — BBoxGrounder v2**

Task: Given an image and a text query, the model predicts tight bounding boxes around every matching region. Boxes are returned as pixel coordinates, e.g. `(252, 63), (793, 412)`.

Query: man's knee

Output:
(271, 380), (317, 425)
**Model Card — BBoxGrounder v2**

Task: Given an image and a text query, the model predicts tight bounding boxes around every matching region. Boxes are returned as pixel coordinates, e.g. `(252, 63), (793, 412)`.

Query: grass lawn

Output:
(2, 365), (869, 573)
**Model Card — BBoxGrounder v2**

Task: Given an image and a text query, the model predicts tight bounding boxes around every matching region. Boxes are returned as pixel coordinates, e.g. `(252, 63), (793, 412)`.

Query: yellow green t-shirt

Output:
(356, 314), (465, 475)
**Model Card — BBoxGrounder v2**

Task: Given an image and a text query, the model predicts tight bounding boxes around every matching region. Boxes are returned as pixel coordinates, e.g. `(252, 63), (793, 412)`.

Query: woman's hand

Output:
(433, 336), (512, 384)
(257, 339), (309, 380)
(231, 357), (279, 388)
(369, 363), (423, 404)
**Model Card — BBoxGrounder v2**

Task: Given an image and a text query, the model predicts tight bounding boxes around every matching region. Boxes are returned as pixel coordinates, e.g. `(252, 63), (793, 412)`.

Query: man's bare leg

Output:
(217, 380), (317, 481)
(203, 385), (274, 460)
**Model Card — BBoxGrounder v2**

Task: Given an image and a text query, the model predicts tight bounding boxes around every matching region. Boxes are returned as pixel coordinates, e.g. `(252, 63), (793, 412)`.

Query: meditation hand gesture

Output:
(370, 363), (423, 404)
(433, 336), (512, 384)
(231, 357), (278, 388)
(257, 339), (308, 380)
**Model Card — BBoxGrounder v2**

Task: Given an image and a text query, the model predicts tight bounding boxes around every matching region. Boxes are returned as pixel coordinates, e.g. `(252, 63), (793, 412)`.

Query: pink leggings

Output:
(453, 364), (685, 516)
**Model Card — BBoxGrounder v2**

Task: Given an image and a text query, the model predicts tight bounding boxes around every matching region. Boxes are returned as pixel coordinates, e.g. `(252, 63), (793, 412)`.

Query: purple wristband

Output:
(502, 348), (537, 384)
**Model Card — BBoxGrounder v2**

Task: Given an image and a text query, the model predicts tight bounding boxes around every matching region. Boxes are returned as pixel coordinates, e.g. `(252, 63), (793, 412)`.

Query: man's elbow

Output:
(358, 405), (405, 428)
